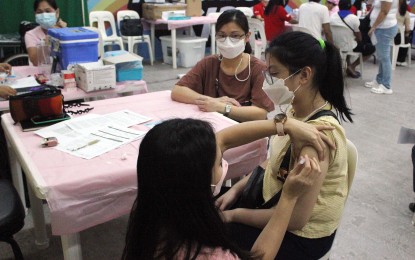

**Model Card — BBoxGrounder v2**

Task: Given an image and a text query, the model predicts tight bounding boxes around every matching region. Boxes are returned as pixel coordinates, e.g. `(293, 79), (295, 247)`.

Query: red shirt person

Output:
(253, 0), (270, 21)
(264, 0), (293, 42)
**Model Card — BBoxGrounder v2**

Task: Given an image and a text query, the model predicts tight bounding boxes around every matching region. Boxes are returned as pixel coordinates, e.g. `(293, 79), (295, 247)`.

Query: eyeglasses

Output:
(215, 33), (246, 43)
(262, 68), (303, 85)
(262, 70), (275, 85)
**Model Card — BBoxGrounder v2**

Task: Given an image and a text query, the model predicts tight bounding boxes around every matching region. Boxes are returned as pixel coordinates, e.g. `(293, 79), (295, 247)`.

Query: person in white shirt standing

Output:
(298, 0), (333, 43)
(364, 0), (398, 94)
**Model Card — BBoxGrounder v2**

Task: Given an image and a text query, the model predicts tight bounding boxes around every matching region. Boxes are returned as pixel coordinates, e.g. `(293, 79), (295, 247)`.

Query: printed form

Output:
(35, 110), (151, 159)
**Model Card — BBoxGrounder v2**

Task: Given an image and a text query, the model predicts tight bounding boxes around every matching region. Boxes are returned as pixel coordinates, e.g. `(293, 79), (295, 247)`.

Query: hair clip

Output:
(318, 39), (326, 50)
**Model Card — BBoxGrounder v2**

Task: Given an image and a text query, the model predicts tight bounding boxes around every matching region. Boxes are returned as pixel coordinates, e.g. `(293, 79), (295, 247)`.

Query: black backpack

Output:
(120, 16), (143, 37)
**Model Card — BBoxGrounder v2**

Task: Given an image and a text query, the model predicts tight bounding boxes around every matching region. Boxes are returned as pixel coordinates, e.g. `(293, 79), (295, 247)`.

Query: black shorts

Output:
(353, 42), (376, 57)
(227, 222), (336, 260)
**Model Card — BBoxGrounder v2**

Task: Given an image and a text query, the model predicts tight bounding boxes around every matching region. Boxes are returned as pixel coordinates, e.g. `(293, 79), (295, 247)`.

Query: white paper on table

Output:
(398, 126), (415, 144)
(35, 120), (78, 140)
(9, 76), (40, 89)
(103, 110), (152, 127)
(35, 111), (150, 159)
(65, 114), (112, 133)
(57, 126), (146, 160)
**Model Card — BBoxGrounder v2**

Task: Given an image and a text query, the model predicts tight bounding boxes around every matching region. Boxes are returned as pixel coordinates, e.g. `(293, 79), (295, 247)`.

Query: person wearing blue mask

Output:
(25, 0), (67, 66)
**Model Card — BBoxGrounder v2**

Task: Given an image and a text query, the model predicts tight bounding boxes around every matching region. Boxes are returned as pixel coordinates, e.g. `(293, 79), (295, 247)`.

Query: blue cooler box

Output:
(48, 27), (99, 70)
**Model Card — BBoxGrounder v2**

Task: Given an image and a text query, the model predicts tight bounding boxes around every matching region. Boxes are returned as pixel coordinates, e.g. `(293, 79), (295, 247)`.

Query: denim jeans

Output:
(374, 25), (398, 89)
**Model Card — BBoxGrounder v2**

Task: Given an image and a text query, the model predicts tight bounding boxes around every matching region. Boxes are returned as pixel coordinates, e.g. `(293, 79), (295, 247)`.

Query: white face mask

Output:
(211, 159), (228, 196)
(262, 69), (302, 106)
(216, 38), (245, 59)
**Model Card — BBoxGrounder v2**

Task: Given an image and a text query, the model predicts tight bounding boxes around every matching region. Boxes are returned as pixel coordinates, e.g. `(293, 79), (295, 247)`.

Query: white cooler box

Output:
(160, 36), (207, 68)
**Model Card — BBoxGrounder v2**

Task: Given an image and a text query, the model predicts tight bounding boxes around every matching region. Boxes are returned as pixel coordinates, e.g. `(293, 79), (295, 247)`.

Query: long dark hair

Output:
(266, 32), (353, 122)
(33, 0), (58, 11)
(339, 0), (352, 11)
(216, 9), (252, 54)
(399, 0), (408, 16)
(352, 0), (362, 11)
(264, 0), (286, 15)
(122, 119), (250, 259)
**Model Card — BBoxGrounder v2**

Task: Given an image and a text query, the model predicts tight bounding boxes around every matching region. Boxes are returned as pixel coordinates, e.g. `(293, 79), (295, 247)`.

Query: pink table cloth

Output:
(1, 90), (267, 235)
(142, 16), (217, 30)
(0, 66), (148, 111)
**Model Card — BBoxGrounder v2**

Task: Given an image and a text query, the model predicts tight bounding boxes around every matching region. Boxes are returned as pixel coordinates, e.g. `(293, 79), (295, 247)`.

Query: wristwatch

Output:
(274, 113), (287, 136)
(224, 104), (232, 116)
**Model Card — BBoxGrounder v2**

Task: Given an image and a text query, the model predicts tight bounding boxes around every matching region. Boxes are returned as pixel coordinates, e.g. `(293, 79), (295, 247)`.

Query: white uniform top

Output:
(370, 0), (399, 28)
(299, 1), (331, 40)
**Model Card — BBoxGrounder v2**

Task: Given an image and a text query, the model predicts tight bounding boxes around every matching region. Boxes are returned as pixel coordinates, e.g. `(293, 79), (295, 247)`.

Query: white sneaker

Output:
(365, 80), (379, 88)
(397, 61), (408, 66)
(371, 84), (393, 94)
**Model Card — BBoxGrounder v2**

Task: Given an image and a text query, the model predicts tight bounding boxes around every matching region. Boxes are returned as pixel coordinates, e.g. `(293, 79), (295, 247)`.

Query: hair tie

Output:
(318, 39), (326, 50)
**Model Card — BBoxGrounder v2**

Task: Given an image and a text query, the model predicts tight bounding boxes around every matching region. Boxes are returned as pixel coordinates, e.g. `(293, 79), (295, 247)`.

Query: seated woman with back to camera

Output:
(171, 10), (274, 122)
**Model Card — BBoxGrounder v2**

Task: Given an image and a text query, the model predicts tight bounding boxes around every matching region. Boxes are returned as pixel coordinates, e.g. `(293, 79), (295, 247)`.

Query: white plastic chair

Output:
(235, 7), (254, 17)
(331, 25), (364, 78)
(83, 26), (104, 59)
(4, 54), (30, 66)
(319, 139), (358, 260)
(391, 25), (411, 70)
(89, 11), (124, 52)
(248, 18), (267, 59)
(219, 6), (235, 13)
(117, 10), (153, 65)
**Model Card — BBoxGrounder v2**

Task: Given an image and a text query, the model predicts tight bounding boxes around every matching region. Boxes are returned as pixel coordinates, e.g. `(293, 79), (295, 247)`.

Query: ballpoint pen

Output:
(70, 139), (100, 151)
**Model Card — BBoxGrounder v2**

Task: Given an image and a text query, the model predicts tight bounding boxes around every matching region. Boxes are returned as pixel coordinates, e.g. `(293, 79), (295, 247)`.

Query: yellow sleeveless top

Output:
(262, 109), (348, 239)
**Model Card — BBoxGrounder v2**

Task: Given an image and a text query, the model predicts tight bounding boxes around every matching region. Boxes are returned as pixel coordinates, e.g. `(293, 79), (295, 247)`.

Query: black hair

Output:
(264, 0), (286, 15)
(399, 0), (408, 16)
(266, 31), (353, 122)
(339, 0), (352, 10)
(33, 0), (58, 11)
(352, 0), (362, 11)
(122, 119), (251, 259)
(216, 9), (252, 54)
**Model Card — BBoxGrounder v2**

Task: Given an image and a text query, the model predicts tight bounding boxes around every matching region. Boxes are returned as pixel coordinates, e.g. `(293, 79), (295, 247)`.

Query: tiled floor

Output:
(1, 57), (415, 260)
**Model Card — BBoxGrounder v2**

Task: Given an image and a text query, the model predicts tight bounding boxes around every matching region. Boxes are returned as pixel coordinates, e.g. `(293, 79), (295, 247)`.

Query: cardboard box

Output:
(74, 61), (116, 92)
(186, 0), (202, 17)
(142, 3), (187, 20)
(103, 52), (144, 82)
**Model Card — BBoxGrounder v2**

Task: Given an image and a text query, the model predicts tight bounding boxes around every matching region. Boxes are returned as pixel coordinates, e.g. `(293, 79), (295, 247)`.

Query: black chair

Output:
(0, 180), (25, 260)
